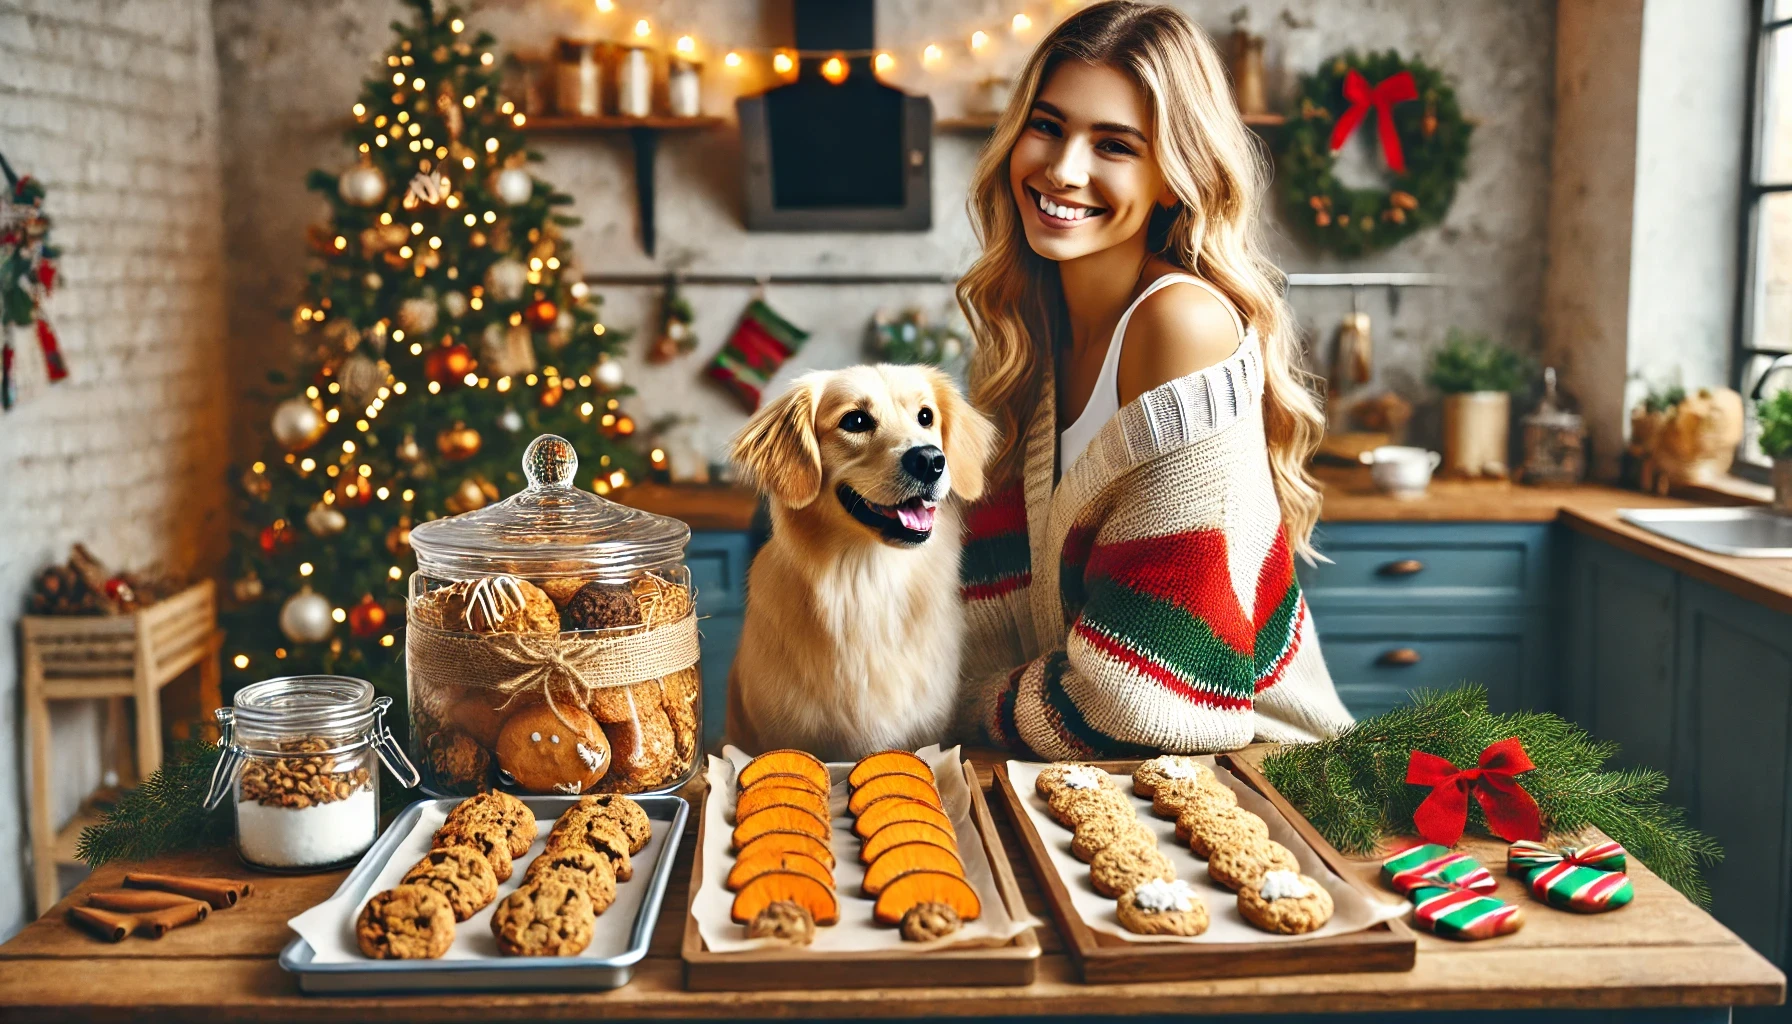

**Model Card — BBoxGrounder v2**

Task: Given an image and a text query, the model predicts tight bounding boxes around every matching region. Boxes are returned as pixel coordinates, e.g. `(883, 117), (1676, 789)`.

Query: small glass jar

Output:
(204, 676), (417, 872)
(555, 39), (602, 117)
(1521, 367), (1586, 486)
(406, 434), (701, 798)
(667, 57), (702, 118)
(618, 45), (654, 117)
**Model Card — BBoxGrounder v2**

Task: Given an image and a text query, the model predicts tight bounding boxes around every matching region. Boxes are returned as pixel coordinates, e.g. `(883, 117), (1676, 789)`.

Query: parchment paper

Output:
(289, 802), (672, 961)
(692, 744), (1038, 953)
(1006, 758), (1408, 944)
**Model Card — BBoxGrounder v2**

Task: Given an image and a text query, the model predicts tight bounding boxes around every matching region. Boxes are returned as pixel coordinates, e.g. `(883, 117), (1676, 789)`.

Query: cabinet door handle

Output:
(1378, 647), (1422, 667)
(1379, 559), (1426, 577)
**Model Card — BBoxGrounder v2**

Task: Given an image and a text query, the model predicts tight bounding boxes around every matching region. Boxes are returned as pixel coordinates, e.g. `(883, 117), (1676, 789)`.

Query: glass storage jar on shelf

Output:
(405, 433), (701, 797)
(204, 675), (418, 872)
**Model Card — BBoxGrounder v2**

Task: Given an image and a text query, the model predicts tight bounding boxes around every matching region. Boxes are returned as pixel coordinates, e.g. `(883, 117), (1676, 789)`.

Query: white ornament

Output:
(555, 310), (575, 334)
(398, 296), (439, 335)
(485, 258), (528, 302)
(279, 587), (335, 644)
(306, 503), (347, 537)
(494, 167), (534, 206)
(363, 272), (384, 290)
(337, 353), (385, 406)
(337, 163), (387, 207)
(594, 357), (625, 390)
(270, 397), (325, 451)
(1258, 870), (1311, 902)
(497, 407), (524, 433)
(442, 291), (469, 319)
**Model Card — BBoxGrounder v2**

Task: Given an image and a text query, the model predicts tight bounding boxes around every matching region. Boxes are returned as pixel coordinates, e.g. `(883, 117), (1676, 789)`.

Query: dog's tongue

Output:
(896, 500), (936, 532)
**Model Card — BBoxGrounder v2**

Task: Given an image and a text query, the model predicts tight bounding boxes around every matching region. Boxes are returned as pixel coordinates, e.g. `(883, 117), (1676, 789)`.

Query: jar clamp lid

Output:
(408, 434), (690, 579)
(203, 675), (419, 809)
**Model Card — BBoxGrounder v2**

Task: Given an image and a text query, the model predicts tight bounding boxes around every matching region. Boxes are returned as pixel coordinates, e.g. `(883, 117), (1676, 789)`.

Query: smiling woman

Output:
(953, 1), (1353, 759)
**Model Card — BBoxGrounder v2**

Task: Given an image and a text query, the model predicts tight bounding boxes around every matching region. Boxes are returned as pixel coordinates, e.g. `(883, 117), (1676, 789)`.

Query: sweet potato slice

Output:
(732, 805), (830, 849)
(726, 850), (834, 892)
(730, 869), (840, 926)
(847, 773), (942, 816)
(742, 771), (828, 797)
(852, 796), (953, 840)
(737, 830), (836, 869)
(872, 869), (981, 926)
(862, 841), (964, 897)
(738, 750), (830, 793)
(736, 784), (830, 824)
(859, 819), (958, 864)
(848, 750), (935, 791)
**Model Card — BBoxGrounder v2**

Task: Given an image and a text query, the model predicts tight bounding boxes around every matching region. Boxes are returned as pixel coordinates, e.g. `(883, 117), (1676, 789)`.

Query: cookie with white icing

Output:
(1237, 869), (1333, 935)
(495, 703), (611, 794)
(1116, 878), (1209, 936)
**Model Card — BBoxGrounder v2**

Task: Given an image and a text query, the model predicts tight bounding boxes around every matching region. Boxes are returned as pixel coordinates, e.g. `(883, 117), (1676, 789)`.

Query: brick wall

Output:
(0, 0), (230, 935)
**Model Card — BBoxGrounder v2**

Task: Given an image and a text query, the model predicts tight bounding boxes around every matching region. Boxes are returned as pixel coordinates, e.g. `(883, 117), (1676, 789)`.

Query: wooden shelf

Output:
(522, 114), (724, 132)
(937, 111), (1285, 134)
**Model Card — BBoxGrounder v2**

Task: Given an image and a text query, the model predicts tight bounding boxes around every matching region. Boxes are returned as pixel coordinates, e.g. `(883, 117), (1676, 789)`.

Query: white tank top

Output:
(1058, 273), (1248, 475)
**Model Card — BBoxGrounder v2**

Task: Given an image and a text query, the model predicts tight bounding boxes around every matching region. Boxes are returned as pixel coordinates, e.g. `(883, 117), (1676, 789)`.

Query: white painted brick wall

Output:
(0, 0), (229, 937)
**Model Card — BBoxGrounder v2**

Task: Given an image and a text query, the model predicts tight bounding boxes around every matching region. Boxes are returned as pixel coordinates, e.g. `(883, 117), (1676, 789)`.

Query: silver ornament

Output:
(338, 163), (387, 207)
(485, 258), (528, 302)
(306, 502), (347, 537)
(271, 397), (325, 450)
(481, 323), (537, 378)
(398, 296), (439, 335)
(364, 272), (384, 290)
(497, 407), (524, 433)
(443, 290), (469, 319)
(594, 357), (625, 390)
(279, 587), (335, 644)
(555, 310), (575, 334)
(337, 353), (385, 406)
(494, 167), (534, 206)
(233, 573), (263, 602)
(396, 432), (424, 464)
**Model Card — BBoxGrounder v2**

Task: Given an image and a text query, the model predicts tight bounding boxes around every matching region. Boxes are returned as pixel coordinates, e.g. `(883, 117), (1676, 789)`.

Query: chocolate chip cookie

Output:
(401, 845), (499, 921)
(524, 846), (618, 914)
(433, 821), (516, 883)
(573, 793), (653, 854)
(1206, 838), (1301, 892)
(443, 790), (539, 857)
(1116, 878), (1209, 936)
(1090, 837), (1176, 897)
(1237, 870), (1334, 935)
(355, 884), (455, 959)
(491, 877), (596, 956)
(543, 812), (634, 881)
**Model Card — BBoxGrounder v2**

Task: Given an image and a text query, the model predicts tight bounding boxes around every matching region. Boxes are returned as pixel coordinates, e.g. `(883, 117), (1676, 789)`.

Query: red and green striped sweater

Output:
(957, 333), (1353, 758)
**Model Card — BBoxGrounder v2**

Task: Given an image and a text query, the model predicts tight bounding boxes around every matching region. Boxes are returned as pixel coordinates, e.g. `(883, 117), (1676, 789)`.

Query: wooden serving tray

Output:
(681, 760), (1041, 991)
(992, 754), (1416, 984)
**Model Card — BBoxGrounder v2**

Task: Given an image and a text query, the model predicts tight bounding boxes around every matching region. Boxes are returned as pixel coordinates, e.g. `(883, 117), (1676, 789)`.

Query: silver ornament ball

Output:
(443, 291), (469, 319)
(279, 587), (335, 644)
(494, 167), (534, 206)
(271, 397), (325, 450)
(497, 407), (524, 433)
(485, 258), (528, 302)
(398, 296), (439, 335)
(338, 164), (387, 207)
(306, 502), (348, 537)
(594, 357), (625, 390)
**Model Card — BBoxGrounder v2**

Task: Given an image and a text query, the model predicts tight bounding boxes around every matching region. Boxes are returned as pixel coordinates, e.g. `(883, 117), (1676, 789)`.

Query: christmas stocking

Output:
(1507, 839), (1633, 913)
(1381, 843), (1524, 940)
(705, 299), (808, 411)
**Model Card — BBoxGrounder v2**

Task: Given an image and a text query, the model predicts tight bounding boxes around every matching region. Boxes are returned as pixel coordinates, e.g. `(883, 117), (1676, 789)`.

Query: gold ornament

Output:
(335, 471), (374, 507)
(306, 502), (348, 537)
(399, 296), (439, 335)
(444, 476), (498, 514)
(436, 421), (483, 460)
(271, 397), (326, 450)
(233, 573), (264, 602)
(241, 467), (271, 500)
(396, 431), (424, 464)
(480, 322), (537, 378)
(337, 160), (387, 207)
(337, 353), (386, 406)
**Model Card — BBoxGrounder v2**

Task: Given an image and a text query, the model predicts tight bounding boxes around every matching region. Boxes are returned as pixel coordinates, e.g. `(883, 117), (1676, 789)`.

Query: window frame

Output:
(1737, 0), (1792, 477)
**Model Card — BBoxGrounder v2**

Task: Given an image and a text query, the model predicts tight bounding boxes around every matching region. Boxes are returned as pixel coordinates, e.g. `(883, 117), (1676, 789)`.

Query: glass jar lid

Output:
(409, 434), (690, 579)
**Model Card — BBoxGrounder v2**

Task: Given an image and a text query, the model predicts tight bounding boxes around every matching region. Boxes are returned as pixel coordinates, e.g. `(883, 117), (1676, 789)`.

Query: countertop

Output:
(0, 752), (1779, 1022)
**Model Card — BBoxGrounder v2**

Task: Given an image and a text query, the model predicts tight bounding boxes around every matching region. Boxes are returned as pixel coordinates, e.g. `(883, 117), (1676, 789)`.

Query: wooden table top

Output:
(0, 756), (1780, 1022)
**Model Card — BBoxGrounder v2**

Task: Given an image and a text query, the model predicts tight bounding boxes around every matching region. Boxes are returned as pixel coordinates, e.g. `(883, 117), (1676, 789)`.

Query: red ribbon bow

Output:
(1328, 68), (1419, 174)
(1405, 737), (1543, 846)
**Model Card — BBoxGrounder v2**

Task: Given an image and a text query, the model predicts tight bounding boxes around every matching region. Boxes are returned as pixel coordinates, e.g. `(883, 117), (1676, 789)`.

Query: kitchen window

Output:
(1739, 0), (1792, 468)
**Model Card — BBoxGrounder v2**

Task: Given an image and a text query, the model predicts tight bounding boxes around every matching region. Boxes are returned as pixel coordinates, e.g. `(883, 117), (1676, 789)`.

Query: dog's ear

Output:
(731, 376), (824, 508)
(924, 367), (997, 503)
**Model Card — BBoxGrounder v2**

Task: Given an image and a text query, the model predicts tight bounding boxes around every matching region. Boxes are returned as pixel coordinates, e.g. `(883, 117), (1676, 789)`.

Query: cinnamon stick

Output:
(122, 872), (252, 909)
(68, 906), (134, 942)
(88, 890), (209, 918)
(130, 901), (209, 938)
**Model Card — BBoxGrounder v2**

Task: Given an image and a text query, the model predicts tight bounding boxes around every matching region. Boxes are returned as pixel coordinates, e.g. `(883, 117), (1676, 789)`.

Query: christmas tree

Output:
(225, 0), (639, 709)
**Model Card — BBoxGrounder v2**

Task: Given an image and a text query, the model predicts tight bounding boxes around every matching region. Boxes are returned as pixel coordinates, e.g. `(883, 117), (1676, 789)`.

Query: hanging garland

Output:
(0, 153), (69, 409)
(1278, 50), (1471, 258)
(1260, 686), (1721, 905)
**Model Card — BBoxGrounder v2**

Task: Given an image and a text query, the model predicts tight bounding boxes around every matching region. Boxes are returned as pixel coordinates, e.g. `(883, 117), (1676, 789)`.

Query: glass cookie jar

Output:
(405, 434), (702, 797)
(204, 675), (419, 872)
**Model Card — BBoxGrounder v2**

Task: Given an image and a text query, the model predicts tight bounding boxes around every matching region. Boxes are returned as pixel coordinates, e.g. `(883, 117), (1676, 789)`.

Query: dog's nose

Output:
(901, 445), (946, 483)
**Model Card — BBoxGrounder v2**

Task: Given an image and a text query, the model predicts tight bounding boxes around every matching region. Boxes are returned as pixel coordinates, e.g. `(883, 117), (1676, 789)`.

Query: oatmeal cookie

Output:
(1131, 755), (1211, 798)
(601, 700), (679, 791)
(1070, 814), (1155, 864)
(1206, 838), (1300, 892)
(1090, 839), (1176, 898)
(491, 877), (596, 956)
(1237, 870), (1334, 935)
(1116, 878), (1209, 936)
(1176, 804), (1269, 858)
(573, 793), (653, 853)
(1034, 763), (1118, 799)
(433, 822), (516, 883)
(544, 812), (634, 881)
(1150, 776), (1237, 818)
(355, 885), (455, 959)
(524, 846), (617, 914)
(1047, 785), (1134, 829)
(443, 790), (539, 857)
(401, 846), (498, 921)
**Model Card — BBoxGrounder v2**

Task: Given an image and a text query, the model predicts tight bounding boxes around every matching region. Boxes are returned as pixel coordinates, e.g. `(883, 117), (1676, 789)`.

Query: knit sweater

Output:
(957, 328), (1354, 757)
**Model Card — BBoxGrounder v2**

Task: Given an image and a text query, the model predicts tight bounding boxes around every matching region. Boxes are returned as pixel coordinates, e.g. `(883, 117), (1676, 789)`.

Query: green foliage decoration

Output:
(76, 741), (230, 867)
(1757, 388), (1792, 459)
(1426, 328), (1533, 394)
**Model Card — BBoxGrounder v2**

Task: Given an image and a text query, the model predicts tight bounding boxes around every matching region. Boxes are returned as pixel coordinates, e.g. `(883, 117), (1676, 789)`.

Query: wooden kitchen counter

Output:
(615, 482), (758, 532)
(1316, 466), (1792, 619)
(0, 755), (1778, 1022)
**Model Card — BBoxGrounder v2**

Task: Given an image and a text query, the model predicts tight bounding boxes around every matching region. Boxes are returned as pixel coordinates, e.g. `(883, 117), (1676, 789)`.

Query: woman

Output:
(955, 1), (1352, 757)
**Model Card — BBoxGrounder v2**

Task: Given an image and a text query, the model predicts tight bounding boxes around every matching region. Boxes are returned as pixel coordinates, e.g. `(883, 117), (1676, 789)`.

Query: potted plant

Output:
(1427, 329), (1533, 478)
(1760, 388), (1792, 514)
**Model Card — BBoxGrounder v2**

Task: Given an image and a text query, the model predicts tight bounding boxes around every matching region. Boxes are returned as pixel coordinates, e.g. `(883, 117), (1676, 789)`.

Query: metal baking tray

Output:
(279, 793), (688, 994)
(1618, 506), (1792, 558)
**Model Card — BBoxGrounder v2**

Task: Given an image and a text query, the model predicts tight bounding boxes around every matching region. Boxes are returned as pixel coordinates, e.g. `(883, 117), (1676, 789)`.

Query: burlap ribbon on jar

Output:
(406, 613), (701, 729)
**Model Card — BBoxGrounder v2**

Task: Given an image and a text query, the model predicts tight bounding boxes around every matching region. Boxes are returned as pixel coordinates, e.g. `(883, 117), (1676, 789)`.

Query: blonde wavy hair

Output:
(957, 0), (1324, 554)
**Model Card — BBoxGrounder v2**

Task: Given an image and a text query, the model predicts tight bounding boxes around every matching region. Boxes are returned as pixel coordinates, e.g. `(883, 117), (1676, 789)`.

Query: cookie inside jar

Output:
(406, 435), (702, 796)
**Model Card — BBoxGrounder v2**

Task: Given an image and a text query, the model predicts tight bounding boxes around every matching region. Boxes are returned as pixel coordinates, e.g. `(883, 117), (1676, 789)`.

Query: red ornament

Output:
(258, 523), (296, 553)
(539, 382), (563, 408)
(1405, 737), (1544, 846)
(525, 298), (558, 329)
(347, 594), (388, 637)
(1328, 68), (1420, 174)
(335, 472), (374, 507)
(424, 343), (475, 384)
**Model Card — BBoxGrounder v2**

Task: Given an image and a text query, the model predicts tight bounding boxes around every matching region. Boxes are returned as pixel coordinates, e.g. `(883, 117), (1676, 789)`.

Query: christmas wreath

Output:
(1278, 50), (1471, 258)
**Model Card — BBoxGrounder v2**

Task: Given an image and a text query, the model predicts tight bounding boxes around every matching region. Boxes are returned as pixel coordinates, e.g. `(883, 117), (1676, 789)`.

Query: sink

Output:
(1619, 507), (1792, 558)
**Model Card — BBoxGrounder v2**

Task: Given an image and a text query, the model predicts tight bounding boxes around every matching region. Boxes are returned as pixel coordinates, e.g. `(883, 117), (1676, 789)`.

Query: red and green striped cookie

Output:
(1507, 840), (1634, 913)
(1380, 843), (1496, 896)
(1410, 884), (1525, 940)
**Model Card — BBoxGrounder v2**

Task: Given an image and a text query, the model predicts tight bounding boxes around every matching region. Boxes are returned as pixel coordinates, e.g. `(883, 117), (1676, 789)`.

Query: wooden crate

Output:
(682, 760), (1041, 990)
(991, 754), (1416, 984)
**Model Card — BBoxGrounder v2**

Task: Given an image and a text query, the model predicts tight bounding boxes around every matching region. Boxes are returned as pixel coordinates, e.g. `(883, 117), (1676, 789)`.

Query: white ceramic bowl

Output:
(1360, 445), (1441, 499)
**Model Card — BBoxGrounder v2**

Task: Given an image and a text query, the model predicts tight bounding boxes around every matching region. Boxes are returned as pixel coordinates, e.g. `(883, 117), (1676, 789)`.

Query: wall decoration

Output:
(705, 298), (809, 411)
(647, 278), (696, 363)
(1, 153), (68, 409)
(1279, 51), (1471, 257)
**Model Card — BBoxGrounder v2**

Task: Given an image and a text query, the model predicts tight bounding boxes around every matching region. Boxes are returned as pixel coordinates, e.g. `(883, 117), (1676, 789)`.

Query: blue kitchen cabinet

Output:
(1560, 536), (1681, 780)
(687, 530), (753, 752)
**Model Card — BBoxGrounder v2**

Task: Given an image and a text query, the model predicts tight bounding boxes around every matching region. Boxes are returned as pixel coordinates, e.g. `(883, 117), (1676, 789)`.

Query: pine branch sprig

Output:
(1261, 686), (1720, 904)
(75, 740), (232, 867)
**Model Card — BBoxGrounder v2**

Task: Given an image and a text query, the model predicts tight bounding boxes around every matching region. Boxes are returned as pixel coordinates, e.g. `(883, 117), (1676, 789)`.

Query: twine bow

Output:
(1405, 737), (1543, 846)
(1328, 68), (1420, 173)
(1507, 839), (1627, 877)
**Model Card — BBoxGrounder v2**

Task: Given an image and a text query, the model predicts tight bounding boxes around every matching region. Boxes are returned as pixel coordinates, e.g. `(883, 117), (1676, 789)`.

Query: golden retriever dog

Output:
(725, 364), (996, 761)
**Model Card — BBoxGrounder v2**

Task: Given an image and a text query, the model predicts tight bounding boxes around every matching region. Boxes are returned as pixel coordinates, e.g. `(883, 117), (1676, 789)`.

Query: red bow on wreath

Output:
(1405, 737), (1543, 846)
(1329, 68), (1419, 174)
